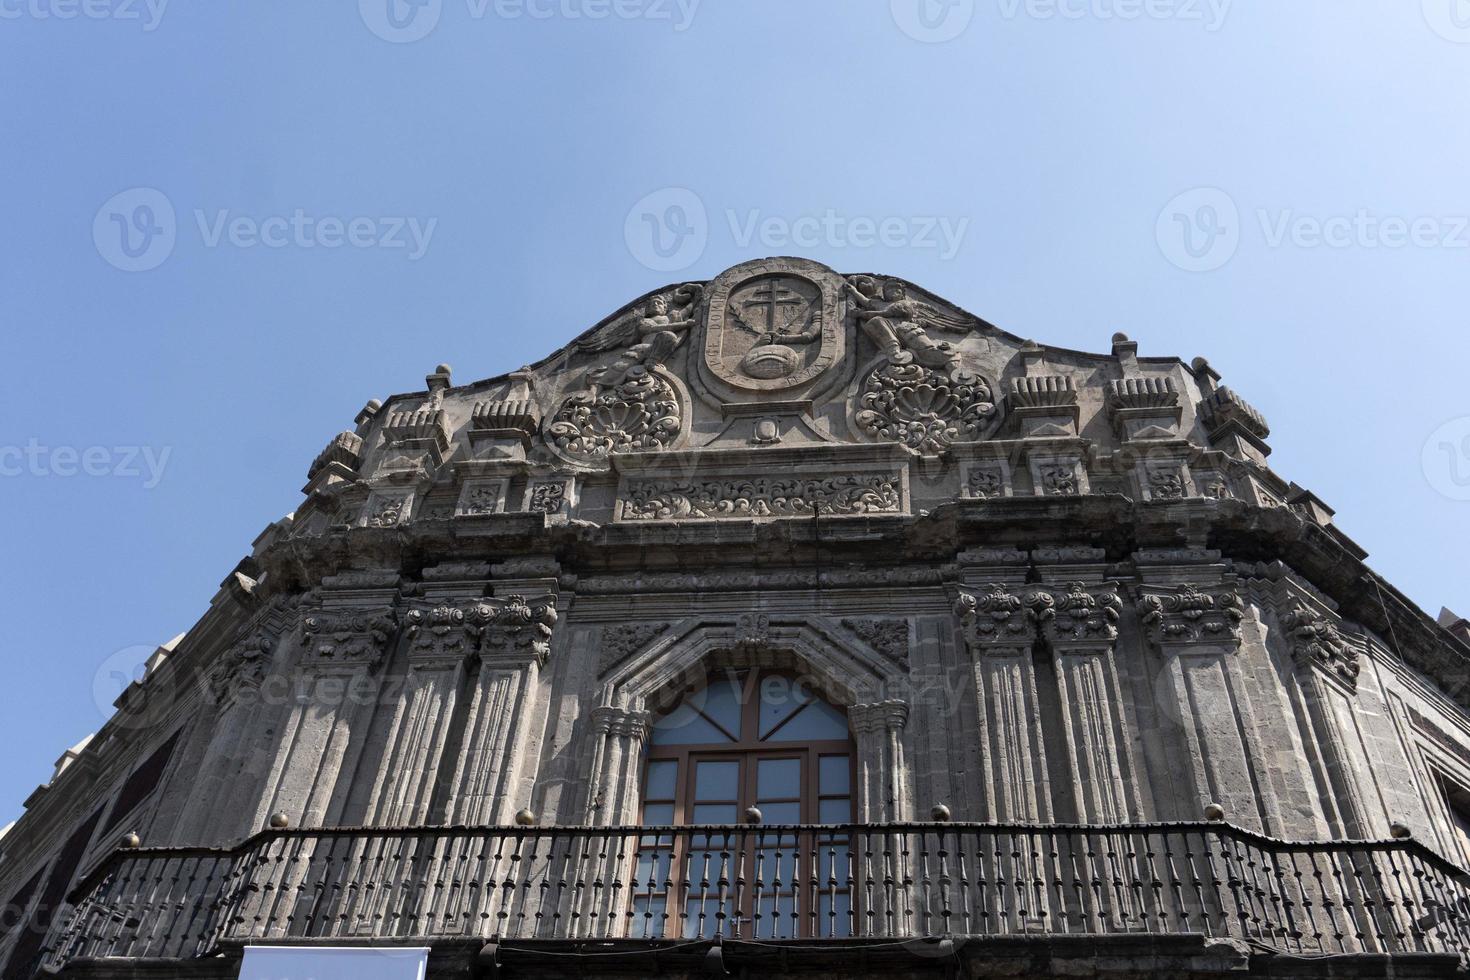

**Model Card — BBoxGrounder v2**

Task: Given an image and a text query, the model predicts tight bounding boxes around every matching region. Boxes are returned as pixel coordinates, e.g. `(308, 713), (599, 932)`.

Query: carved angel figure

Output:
(844, 276), (974, 377)
(578, 283), (704, 389)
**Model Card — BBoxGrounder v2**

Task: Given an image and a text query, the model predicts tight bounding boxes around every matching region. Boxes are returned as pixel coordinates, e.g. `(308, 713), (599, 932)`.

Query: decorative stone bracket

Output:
(1281, 603), (1361, 688)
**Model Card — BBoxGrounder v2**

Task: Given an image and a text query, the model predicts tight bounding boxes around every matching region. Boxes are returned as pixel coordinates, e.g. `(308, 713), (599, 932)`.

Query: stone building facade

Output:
(4, 257), (1470, 978)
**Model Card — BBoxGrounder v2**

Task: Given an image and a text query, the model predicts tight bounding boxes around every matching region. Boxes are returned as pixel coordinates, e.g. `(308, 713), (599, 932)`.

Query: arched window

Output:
(633, 669), (856, 939)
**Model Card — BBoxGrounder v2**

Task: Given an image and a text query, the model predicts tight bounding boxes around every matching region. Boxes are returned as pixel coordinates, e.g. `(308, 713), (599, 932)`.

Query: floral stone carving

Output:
(547, 367), (682, 462)
(618, 472), (902, 521)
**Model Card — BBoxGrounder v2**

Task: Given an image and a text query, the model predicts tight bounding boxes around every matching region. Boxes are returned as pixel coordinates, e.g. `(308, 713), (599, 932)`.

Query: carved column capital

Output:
(479, 593), (559, 666)
(299, 606), (399, 669)
(208, 627), (277, 705)
(404, 600), (499, 667)
(1137, 584), (1244, 648)
(1031, 582), (1122, 652)
(849, 699), (909, 735)
(953, 584), (1047, 655)
(590, 705), (653, 742)
(1281, 603), (1360, 688)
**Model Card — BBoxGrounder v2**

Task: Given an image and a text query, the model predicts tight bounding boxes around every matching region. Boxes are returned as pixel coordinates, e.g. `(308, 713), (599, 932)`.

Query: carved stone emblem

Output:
(704, 262), (844, 393)
(547, 368), (682, 462)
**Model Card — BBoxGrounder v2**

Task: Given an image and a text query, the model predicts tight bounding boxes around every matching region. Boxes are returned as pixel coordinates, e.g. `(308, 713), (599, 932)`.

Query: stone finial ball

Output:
(1390, 821), (1413, 839)
(743, 806), (763, 825)
(1191, 357), (1210, 372)
(1111, 332), (1130, 344)
(268, 812), (290, 830)
(435, 363), (452, 376)
(120, 832), (141, 849)
(930, 804), (952, 822)
(365, 399), (383, 411)
(1204, 803), (1226, 822)
(515, 809), (537, 827)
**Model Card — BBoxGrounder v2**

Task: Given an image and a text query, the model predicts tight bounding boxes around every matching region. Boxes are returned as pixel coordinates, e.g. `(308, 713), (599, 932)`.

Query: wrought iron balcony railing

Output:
(42, 821), (1470, 971)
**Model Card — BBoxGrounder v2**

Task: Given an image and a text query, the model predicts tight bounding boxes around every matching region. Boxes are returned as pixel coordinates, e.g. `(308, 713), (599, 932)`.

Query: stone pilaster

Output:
(440, 593), (558, 825)
(1033, 581), (1139, 824)
(1136, 552), (1276, 830)
(253, 602), (399, 830)
(365, 600), (494, 825)
(953, 584), (1052, 822)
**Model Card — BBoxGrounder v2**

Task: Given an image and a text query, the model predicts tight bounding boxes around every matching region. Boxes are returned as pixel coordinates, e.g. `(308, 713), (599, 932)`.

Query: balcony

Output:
(43, 821), (1470, 974)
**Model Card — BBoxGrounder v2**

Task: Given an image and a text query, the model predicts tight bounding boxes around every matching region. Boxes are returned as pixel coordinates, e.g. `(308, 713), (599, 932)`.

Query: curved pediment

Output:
(293, 256), (1296, 533)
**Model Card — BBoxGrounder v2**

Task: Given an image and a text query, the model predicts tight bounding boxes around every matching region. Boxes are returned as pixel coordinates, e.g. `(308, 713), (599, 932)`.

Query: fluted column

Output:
(1033, 583), (1138, 824)
(848, 699), (911, 822)
(582, 705), (653, 826)
(954, 586), (1051, 822)
(445, 595), (559, 825)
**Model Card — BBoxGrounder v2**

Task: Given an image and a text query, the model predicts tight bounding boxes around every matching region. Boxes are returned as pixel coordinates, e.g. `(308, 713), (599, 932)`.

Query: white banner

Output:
(240, 946), (429, 980)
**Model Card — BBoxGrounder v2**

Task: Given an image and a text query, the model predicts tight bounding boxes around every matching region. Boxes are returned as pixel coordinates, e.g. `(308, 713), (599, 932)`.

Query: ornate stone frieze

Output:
(617, 471), (903, 521)
(1281, 604), (1360, 686)
(842, 618), (911, 665)
(455, 478), (509, 517)
(525, 479), (572, 516)
(576, 565), (948, 594)
(479, 594), (559, 665)
(300, 608), (399, 667)
(360, 488), (414, 528)
(1033, 583), (1122, 645)
(1036, 460), (1083, 496)
(1145, 465), (1189, 500)
(1138, 584), (1244, 645)
(546, 367), (682, 462)
(597, 622), (670, 673)
(963, 460), (1009, 499)
(735, 613), (772, 654)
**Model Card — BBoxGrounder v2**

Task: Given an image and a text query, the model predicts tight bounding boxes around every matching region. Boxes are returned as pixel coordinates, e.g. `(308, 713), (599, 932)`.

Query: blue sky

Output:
(2, 0), (1468, 824)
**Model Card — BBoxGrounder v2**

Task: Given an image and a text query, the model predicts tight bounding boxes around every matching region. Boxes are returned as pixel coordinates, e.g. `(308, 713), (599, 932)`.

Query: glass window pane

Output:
(758, 675), (811, 739)
(755, 895), (796, 939)
(694, 760), (739, 800)
(817, 842), (850, 886)
(757, 758), (801, 799)
(696, 673), (745, 737)
(645, 759), (677, 800)
(756, 800), (800, 824)
(643, 802), (673, 825)
(819, 755), (850, 794)
(818, 798), (851, 823)
(765, 698), (848, 741)
(817, 892), (852, 938)
(651, 703), (734, 745)
(692, 802), (737, 823)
